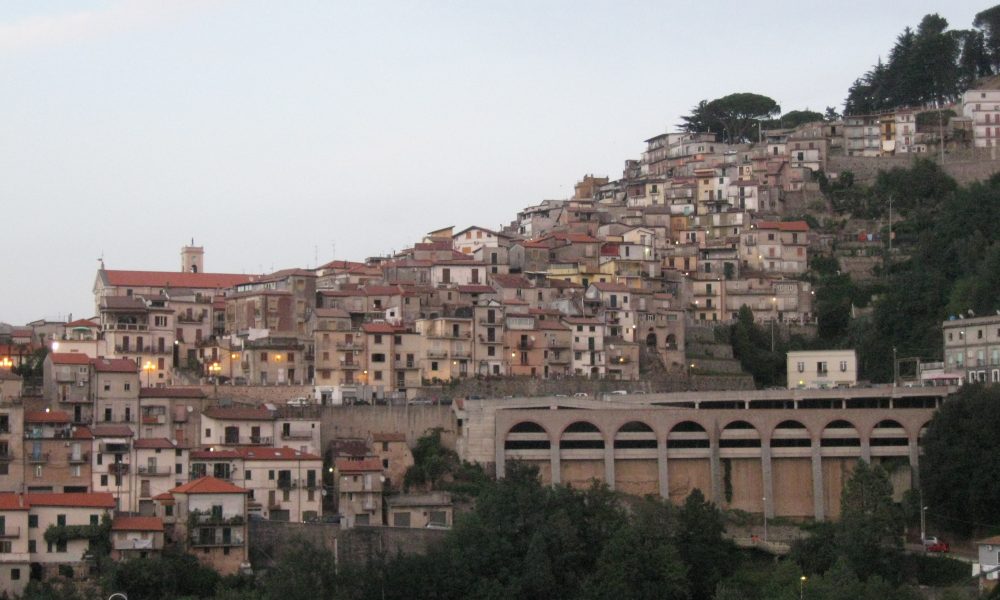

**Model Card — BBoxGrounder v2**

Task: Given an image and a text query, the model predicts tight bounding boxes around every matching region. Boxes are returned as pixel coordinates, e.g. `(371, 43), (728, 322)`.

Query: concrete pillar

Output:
(550, 441), (561, 485)
(495, 436), (506, 479)
(710, 434), (722, 505)
(604, 443), (615, 489)
(811, 442), (825, 520)
(909, 437), (920, 488)
(860, 438), (872, 463)
(657, 440), (669, 499)
(761, 443), (774, 519)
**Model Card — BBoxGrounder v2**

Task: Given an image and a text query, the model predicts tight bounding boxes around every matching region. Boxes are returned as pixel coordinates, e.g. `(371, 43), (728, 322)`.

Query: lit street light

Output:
(208, 362), (222, 397)
(799, 576), (807, 600)
(142, 361), (155, 387)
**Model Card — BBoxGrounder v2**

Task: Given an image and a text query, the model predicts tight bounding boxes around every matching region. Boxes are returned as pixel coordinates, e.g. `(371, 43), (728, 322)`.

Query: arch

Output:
(720, 420), (761, 448)
(504, 420), (551, 451)
(770, 419), (811, 448)
(646, 332), (657, 347)
(561, 420), (605, 450)
(870, 418), (908, 447)
(665, 333), (677, 349)
(667, 420), (709, 449)
(614, 421), (657, 449)
(821, 419), (860, 448)
(873, 419), (904, 429)
(917, 422), (932, 446)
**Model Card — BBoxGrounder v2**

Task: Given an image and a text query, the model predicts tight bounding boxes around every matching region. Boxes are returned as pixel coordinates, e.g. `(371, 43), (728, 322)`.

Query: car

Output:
(573, 392), (589, 397)
(608, 390), (628, 396)
(409, 397), (433, 405)
(926, 541), (950, 553)
(286, 397), (311, 407)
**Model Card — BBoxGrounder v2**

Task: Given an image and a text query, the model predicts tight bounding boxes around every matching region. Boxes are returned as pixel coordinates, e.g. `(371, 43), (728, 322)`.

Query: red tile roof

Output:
(563, 316), (603, 325)
(756, 220), (809, 232)
(112, 516), (164, 532)
(25, 410), (70, 424)
(457, 285), (495, 294)
(372, 432), (406, 443)
(134, 438), (176, 450)
(49, 352), (92, 366)
(140, 387), (205, 399)
(202, 406), (274, 421)
(72, 426), (95, 440)
(190, 449), (241, 460)
(91, 425), (134, 437)
(65, 319), (99, 329)
(102, 270), (255, 290)
(0, 493), (28, 511)
(26, 492), (115, 508)
(590, 282), (629, 292)
(336, 458), (383, 473)
(362, 285), (402, 296)
(152, 492), (174, 502)
(92, 358), (138, 373)
(170, 476), (247, 495)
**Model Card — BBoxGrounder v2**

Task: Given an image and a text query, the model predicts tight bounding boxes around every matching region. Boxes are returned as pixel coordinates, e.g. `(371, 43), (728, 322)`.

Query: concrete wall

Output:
(827, 154), (1000, 186)
(319, 405), (455, 451)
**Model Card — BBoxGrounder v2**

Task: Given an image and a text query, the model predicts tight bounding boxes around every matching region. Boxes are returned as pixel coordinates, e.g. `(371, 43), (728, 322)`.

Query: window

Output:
(29, 515), (37, 528)
(374, 335), (383, 344)
(393, 512), (411, 527)
(817, 361), (828, 375)
(28, 540), (36, 553)
(90, 515), (98, 526)
(268, 470), (275, 480)
(260, 352), (268, 362)
(0, 541), (12, 554)
(245, 470), (251, 480)
(11, 568), (20, 580)
(840, 361), (848, 372)
(374, 371), (383, 381)
(371, 353), (386, 363)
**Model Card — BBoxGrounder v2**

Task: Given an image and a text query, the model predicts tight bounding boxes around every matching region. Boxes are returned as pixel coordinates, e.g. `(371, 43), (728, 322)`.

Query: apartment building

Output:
(787, 350), (858, 389)
(23, 410), (91, 493)
(0, 400), (24, 492)
(472, 301), (506, 376)
(416, 317), (473, 382)
(942, 314), (1000, 384)
(25, 492), (116, 579)
(741, 221), (809, 274)
(138, 387), (204, 446)
(201, 406), (276, 448)
(133, 438), (187, 516)
(336, 458), (384, 528)
(386, 492), (453, 529)
(564, 317), (606, 378)
(92, 358), (140, 427)
(165, 477), (248, 575)
(0, 493), (29, 597)
(91, 425), (134, 510)
(962, 87), (1000, 147)
(111, 515), (165, 561)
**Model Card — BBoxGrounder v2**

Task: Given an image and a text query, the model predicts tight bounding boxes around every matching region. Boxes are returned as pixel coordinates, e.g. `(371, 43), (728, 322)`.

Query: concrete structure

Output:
(942, 314), (1000, 384)
(787, 350), (858, 389)
(963, 87), (1000, 147)
(457, 387), (951, 520)
(164, 476), (249, 575)
(386, 492), (453, 528)
(25, 492), (116, 580)
(111, 515), (165, 560)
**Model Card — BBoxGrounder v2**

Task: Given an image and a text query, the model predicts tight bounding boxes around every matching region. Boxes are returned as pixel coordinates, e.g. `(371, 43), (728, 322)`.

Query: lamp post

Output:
(799, 576), (807, 600)
(142, 361), (155, 387)
(230, 352), (239, 385)
(209, 362), (221, 397)
(0, 357), (12, 370)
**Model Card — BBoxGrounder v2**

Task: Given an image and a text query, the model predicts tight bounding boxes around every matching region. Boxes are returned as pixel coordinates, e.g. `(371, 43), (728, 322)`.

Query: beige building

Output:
(472, 301), (506, 376)
(564, 317), (605, 378)
(0, 401), (24, 493)
(416, 317), (473, 382)
(111, 515), (165, 560)
(91, 425), (135, 510)
(386, 492), (453, 528)
(25, 492), (116, 579)
(741, 221), (809, 274)
(787, 350), (858, 389)
(943, 314), (1000, 384)
(963, 88), (1000, 147)
(336, 458), (383, 527)
(132, 438), (188, 516)
(23, 410), (92, 493)
(201, 406), (276, 447)
(0, 493), (29, 597)
(370, 432), (413, 489)
(164, 476), (248, 575)
(92, 358), (140, 426)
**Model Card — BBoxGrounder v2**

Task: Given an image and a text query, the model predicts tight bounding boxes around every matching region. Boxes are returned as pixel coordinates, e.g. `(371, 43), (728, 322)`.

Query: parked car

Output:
(608, 390), (628, 396)
(924, 537), (949, 552)
(286, 397), (311, 407)
(573, 392), (589, 397)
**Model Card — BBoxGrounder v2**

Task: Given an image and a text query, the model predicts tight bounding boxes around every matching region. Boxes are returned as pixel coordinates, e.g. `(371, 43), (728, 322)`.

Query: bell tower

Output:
(181, 239), (204, 273)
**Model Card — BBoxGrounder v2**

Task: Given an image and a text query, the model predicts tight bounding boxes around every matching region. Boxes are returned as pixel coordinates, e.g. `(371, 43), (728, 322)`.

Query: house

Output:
(386, 492), (453, 529)
(91, 358), (140, 427)
(370, 433), (413, 490)
(0, 492), (29, 597)
(91, 424), (135, 509)
(166, 477), (249, 575)
(201, 406), (275, 447)
(563, 317), (605, 378)
(787, 350), (857, 389)
(42, 353), (93, 422)
(962, 85), (1000, 147)
(23, 410), (92, 494)
(132, 438), (188, 516)
(111, 515), (165, 560)
(25, 492), (116, 580)
(453, 226), (507, 255)
(942, 314), (1000, 384)
(0, 400), (24, 492)
(336, 458), (384, 528)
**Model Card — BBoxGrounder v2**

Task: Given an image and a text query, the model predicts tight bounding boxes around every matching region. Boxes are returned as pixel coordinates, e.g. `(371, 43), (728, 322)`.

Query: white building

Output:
(787, 350), (857, 389)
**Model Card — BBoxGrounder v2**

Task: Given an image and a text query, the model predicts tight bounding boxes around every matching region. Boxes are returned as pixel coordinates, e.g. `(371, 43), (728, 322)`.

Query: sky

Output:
(0, 0), (990, 324)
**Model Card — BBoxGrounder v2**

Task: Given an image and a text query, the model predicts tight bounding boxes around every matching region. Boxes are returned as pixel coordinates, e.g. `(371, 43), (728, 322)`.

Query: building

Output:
(111, 515), (165, 561)
(0, 493), (29, 597)
(336, 458), (383, 527)
(132, 438), (188, 516)
(962, 86), (1000, 147)
(91, 425), (135, 509)
(25, 492), (116, 580)
(942, 314), (1000, 384)
(786, 350), (858, 389)
(386, 492), (453, 528)
(23, 410), (92, 493)
(370, 432), (414, 489)
(165, 476), (249, 575)
(0, 400), (24, 493)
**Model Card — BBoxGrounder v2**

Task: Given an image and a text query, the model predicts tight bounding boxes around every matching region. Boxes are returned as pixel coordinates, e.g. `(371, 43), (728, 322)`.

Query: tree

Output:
(729, 306), (786, 388)
(824, 106), (841, 121)
(260, 538), (342, 600)
(835, 461), (903, 582)
(679, 93), (780, 143)
(921, 385), (1000, 537)
(776, 110), (824, 129)
(677, 489), (736, 600)
(679, 99), (724, 138)
(974, 4), (1000, 73)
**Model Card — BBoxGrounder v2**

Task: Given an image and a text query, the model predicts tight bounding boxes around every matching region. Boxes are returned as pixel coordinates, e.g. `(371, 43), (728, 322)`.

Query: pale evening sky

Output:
(0, 0), (988, 324)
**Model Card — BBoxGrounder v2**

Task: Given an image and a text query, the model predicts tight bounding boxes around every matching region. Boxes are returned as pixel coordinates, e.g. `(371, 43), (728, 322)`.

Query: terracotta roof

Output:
(134, 438), (176, 450)
(314, 308), (351, 319)
(545, 279), (583, 289)
(190, 449), (241, 460)
(202, 406), (274, 421)
(491, 274), (532, 289)
(73, 426), (94, 440)
(26, 492), (115, 508)
(755, 220), (810, 232)
(372, 432), (406, 443)
(590, 282), (629, 292)
(552, 232), (600, 244)
(25, 410), (70, 424)
(238, 447), (321, 461)
(91, 424), (134, 437)
(152, 492), (174, 502)
(92, 358), (138, 373)
(537, 320), (570, 331)
(362, 285), (402, 296)
(318, 259), (367, 271)
(112, 516), (164, 532)
(563, 316), (603, 325)
(457, 285), (495, 294)
(101, 296), (149, 310)
(49, 352), (92, 366)
(66, 319), (99, 329)
(978, 535), (1000, 545)
(361, 323), (398, 334)
(0, 493), (28, 511)
(102, 270), (255, 290)
(140, 387), (205, 399)
(336, 458), (383, 473)
(170, 476), (247, 495)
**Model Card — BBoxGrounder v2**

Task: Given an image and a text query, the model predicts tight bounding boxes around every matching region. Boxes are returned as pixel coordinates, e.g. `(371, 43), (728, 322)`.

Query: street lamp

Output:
(142, 361), (155, 387)
(208, 362), (222, 397)
(229, 352), (239, 385)
(799, 576), (807, 600)
(763, 496), (768, 542)
(0, 357), (12, 370)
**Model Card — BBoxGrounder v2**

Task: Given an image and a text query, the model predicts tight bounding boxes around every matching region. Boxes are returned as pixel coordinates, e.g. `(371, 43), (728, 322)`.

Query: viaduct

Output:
(455, 386), (954, 520)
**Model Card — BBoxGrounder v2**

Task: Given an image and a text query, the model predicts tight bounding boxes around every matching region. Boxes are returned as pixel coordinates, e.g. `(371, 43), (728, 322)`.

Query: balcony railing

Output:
(104, 323), (148, 332)
(336, 342), (362, 350)
(0, 527), (21, 538)
(427, 350), (448, 359)
(27, 452), (50, 464)
(99, 442), (131, 453)
(176, 314), (205, 323)
(218, 436), (273, 446)
(517, 340), (534, 350)
(277, 479), (297, 490)
(67, 452), (90, 464)
(108, 463), (130, 476)
(281, 431), (312, 441)
(137, 465), (172, 476)
(25, 428), (73, 440)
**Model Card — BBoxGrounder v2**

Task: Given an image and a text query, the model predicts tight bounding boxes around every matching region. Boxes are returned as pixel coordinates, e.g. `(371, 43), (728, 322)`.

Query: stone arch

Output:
(870, 419), (908, 447)
(665, 333), (677, 349)
(917, 421), (932, 446)
(821, 419), (860, 448)
(667, 420), (709, 449)
(614, 421), (657, 449)
(560, 421), (605, 450)
(770, 419), (812, 448)
(720, 420), (761, 448)
(646, 332), (657, 347)
(504, 421), (551, 451)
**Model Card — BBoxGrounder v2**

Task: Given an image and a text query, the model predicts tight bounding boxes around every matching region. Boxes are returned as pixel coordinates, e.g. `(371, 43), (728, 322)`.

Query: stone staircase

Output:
(684, 324), (756, 389)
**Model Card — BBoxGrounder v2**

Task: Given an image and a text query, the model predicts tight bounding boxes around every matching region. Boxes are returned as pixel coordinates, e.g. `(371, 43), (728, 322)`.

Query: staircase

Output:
(684, 324), (755, 390)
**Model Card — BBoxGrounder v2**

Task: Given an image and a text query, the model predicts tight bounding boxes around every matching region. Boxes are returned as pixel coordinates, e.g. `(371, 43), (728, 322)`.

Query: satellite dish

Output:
(186, 406), (194, 413)
(321, 489), (327, 497)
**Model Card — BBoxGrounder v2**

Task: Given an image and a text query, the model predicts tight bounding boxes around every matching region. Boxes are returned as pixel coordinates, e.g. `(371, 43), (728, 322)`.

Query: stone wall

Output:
(199, 384), (313, 404)
(827, 154), (1000, 186)
(319, 405), (456, 450)
(248, 520), (447, 568)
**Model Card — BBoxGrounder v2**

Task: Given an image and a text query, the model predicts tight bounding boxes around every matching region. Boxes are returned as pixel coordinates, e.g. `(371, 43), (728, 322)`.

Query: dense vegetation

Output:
(845, 7), (1000, 114)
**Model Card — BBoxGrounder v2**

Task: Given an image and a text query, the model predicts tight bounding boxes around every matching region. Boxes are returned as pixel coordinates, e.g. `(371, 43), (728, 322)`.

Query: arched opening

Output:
(720, 420), (761, 448)
(646, 332), (657, 347)
(871, 419), (908, 447)
(667, 421), (709, 449)
(504, 421), (550, 450)
(561, 421), (604, 449)
(821, 419), (860, 447)
(770, 420), (811, 447)
(665, 333), (677, 350)
(614, 421), (657, 449)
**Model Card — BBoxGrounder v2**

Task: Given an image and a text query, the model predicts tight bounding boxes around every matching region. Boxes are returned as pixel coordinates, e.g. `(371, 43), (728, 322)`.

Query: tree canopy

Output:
(679, 93), (780, 143)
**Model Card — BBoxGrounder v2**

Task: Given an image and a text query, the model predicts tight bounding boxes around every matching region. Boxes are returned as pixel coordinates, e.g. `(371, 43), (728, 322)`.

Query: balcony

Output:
(277, 479), (297, 490)
(336, 342), (362, 350)
(137, 465), (172, 477)
(104, 323), (148, 332)
(339, 362), (361, 370)
(478, 335), (502, 345)
(176, 314), (205, 323)
(108, 463), (130, 476)
(427, 350), (448, 359)
(0, 526), (21, 538)
(548, 355), (571, 365)
(142, 414), (166, 425)
(25, 427), (73, 440)
(191, 531), (245, 548)
(27, 452), (50, 464)
(477, 318), (499, 326)
(452, 350), (472, 359)
(517, 340), (534, 350)
(99, 442), (131, 453)
(67, 452), (90, 464)
(219, 436), (273, 446)
(608, 355), (632, 365)
(281, 430), (313, 441)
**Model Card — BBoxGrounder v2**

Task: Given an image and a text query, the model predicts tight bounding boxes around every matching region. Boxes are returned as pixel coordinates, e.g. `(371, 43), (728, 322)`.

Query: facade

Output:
(111, 515), (165, 560)
(386, 492), (453, 528)
(786, 350), (858, 389)
(166, 477), (249, 575)
(336, 458), (383, 528)
(23, 410), (92, 494)
(963, 88), (1000, 147)
(942, 314), (1000, 384)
